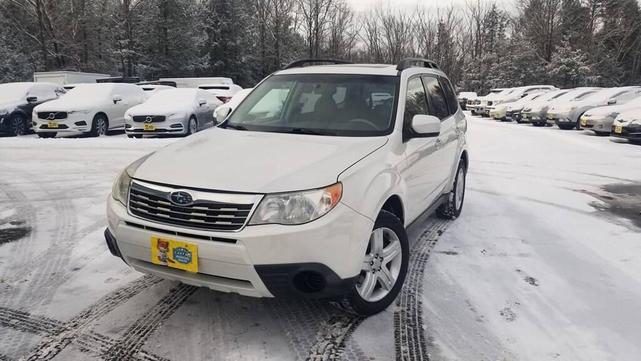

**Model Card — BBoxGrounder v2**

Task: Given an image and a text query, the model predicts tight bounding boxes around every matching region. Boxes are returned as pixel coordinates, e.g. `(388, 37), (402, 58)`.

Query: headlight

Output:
(112, 170), (132, 206)
(68, 109), (91, 114)
(168, 112), (185, 119)
(249, 183), (343, 225)
(111, 153), (153, 205)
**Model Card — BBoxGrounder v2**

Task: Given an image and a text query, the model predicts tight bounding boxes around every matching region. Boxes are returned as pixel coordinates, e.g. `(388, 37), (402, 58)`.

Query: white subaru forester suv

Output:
(105, 59), (469, 316)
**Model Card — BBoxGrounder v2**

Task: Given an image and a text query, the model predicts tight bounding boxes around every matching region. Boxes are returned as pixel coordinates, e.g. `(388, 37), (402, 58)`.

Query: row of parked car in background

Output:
(0, 76), (249, 138)
(459, 85), (641, 144)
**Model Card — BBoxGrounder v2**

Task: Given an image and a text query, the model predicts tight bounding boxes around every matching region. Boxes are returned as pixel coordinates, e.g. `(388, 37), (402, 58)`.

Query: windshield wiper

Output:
(224, 124), (248, 131)
(280, 128), (336, 136)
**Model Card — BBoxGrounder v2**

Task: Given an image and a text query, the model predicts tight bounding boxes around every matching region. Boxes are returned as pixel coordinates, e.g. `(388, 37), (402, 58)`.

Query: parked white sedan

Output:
(124, 88), (222, 137)
(33, 83), (147, 138)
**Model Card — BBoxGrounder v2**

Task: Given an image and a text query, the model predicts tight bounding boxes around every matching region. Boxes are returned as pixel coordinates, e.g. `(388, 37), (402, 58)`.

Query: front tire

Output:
(437, 160), (467, 219)
(187, 116), (198, 136)
(342, 210), (409, 316)
(9, 114), (28, 136)
(90, 114), (108, 137)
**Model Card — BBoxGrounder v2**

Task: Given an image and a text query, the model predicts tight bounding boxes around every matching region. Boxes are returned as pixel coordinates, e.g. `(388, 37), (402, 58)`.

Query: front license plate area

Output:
(48, 120), (59, 128)
(144, 124), (156, 131)
(151, 236), (198, 273)
(580, 118), (587, 127)
(615, 125), (623, 134)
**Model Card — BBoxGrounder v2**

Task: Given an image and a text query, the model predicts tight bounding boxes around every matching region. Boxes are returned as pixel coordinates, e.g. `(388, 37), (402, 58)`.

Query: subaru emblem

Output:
(169, 191), (193, 206)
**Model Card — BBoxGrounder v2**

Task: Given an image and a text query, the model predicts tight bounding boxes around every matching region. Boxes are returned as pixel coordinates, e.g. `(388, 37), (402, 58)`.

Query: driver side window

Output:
(403, 77), (429, 132)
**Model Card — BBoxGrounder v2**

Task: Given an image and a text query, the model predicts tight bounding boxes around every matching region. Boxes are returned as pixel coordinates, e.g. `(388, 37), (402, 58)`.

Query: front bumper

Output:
(125, 118), (188, 135)
(580, 116), (613, 132)
(548, 111), (574, 126)
(33, 113), (92, 133)
(106, 195), (373, 298)
(612, 124), (641, 141)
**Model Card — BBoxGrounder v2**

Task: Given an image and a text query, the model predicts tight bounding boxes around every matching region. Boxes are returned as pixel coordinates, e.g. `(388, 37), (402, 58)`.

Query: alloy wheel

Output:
(10, 117), (26, 136)
(357, 227), (403, 302)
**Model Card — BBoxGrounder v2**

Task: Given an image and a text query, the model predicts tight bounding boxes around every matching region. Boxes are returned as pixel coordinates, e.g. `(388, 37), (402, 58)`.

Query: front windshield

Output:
(0, 83), (30, 102)
(223, 74), (399, 136)
(147, 89), (195, 103)
(65, 85), (112, 99)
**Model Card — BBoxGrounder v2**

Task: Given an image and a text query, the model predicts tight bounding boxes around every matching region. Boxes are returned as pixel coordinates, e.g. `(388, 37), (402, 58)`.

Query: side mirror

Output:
(409, 114), (440, 138)
(198, 99), (207, 106)
(113, 95), (123, 104)
(27, 96), (38, 103)
(607, 98), (617, 105)
(214, 105), (232, 124)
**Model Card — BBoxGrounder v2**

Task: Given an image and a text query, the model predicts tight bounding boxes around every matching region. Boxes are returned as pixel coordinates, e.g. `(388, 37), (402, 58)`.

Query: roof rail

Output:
(396, 58), (440, 71)
(283, 59), (353, 70)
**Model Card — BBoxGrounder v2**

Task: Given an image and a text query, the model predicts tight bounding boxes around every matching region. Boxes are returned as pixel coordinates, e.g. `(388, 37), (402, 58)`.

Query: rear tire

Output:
(593, 131), (609, 136)
(558, 124), (575, 130)
(9, 114), (27, 136)
(437, 160), (467, 219)
(37, 132), (56, 138)
(341, 210), (409, 316)
(90, 114), (108, 137)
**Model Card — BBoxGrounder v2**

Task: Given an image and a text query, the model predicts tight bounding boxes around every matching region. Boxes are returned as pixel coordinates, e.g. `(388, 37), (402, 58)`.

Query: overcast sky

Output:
(345, 0), (513, 13)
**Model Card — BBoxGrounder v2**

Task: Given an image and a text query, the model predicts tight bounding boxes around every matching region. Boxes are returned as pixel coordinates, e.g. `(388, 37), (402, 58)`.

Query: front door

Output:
(400, 76), (443, 222)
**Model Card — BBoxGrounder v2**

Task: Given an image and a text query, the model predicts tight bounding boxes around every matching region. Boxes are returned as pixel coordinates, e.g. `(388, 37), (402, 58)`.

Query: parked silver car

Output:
(548, 87), (641, 130)
(579, 94), (641, 135)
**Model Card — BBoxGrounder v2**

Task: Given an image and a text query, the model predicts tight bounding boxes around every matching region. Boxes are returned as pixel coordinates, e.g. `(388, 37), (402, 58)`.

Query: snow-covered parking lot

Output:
(1, 114), (641, 361)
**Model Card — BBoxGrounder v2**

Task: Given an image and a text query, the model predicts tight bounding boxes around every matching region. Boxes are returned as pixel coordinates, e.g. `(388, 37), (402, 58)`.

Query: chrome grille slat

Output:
(128, 181), (258, 232)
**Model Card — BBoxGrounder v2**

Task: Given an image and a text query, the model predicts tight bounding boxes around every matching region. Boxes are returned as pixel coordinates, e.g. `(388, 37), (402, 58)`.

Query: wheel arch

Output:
(380, 195), (405, 224)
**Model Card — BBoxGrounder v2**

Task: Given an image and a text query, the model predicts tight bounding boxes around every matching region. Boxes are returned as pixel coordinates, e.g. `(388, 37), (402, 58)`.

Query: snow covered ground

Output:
(1, 115), (640, 361)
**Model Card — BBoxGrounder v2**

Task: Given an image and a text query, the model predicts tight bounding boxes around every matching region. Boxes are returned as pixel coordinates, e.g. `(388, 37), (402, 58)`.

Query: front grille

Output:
(40, 124), (69, 129)
(128, 182), (255, 231)
(132, 115), (166, 123)
(38, 112), (67, 119)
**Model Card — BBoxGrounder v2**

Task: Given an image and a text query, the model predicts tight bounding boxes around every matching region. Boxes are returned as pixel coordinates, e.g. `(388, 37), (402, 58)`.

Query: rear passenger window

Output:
(439, 77), (459, 115)
(422, 76), (449, 119)
(403, 77), (429, 131)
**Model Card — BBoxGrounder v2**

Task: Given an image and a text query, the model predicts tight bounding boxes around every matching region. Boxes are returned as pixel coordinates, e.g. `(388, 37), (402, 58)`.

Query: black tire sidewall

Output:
(11, 114), (26, 136)
(451, 163), (467, 217)
(91, 114), (108, 137)
(346, 210), (409, 316)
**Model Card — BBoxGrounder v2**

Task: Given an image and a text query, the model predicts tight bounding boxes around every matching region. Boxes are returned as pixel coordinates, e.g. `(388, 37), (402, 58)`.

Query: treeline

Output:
(1, 0), (640, 93)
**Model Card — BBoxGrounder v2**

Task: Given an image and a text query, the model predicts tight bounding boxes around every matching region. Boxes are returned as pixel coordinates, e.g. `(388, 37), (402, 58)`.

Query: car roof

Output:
(275, 63), (443, 77)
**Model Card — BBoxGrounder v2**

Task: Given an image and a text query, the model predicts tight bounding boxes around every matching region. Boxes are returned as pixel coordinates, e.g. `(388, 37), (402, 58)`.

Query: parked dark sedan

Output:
(0, 82), (65, 136)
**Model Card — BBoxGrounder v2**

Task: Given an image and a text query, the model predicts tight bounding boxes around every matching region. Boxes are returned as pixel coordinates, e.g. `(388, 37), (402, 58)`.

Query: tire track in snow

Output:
(103, 283), (197, 361)
(394, 218), (450, 361)
(0, 305), (168, 361)
(24, 274), (161, 361)
(305, 314), (365, 361)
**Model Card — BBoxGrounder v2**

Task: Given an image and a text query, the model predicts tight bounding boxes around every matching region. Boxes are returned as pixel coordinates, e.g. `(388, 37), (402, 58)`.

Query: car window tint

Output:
(422, 76), (449, 119)
(439, 76), (458, 115)
(403, 77), (429, 131)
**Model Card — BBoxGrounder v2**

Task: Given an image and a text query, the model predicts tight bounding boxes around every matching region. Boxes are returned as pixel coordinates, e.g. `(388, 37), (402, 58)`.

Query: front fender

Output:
(338, 144), (407, 225)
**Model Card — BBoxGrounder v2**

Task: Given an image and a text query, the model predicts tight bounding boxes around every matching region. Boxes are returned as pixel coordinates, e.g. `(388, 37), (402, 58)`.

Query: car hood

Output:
(584, 103), (639, 118)
(34, 96), (104, 111)
(133, 128), (388, 193)
(127, 102), (193, 116)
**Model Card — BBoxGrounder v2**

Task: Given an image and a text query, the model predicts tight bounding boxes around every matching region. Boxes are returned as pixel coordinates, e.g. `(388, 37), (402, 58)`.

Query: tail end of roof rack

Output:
(284, 59), (353, 69)
(397, 58), (440, 71)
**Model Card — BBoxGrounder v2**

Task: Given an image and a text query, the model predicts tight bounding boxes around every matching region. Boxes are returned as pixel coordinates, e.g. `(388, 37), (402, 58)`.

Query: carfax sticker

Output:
(151, 236), (198, 273)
